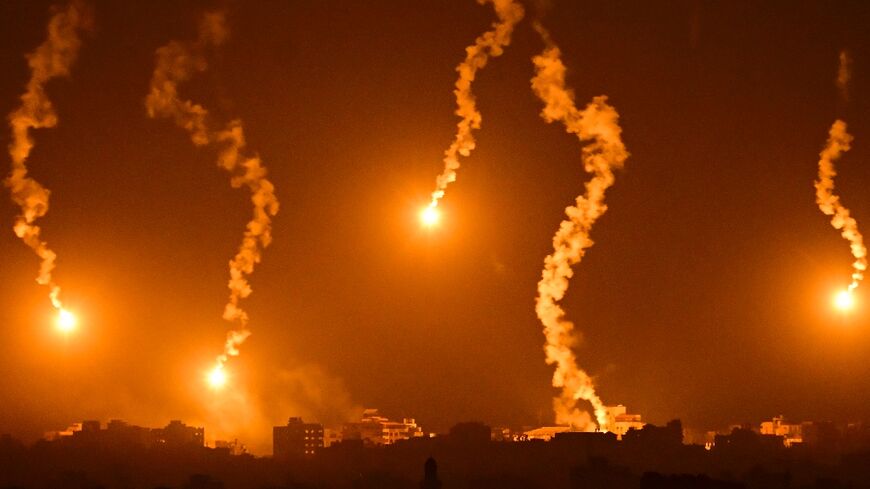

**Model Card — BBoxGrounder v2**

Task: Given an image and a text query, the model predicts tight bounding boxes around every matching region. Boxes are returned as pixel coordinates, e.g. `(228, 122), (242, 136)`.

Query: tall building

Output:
(273, 417), (324, 457)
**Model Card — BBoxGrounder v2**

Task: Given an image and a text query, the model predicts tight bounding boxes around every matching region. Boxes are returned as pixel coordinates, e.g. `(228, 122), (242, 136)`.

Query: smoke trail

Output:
(815, 120), (865, 292)
(146, 11), (279, 372)
(145, 11), (227, 146)
(214, 121), (279, 366)
(5, 1), (89, 315)
(837, 50), (851, 102)
(531, 24), (629, 431)
(426, 0), (524, 210)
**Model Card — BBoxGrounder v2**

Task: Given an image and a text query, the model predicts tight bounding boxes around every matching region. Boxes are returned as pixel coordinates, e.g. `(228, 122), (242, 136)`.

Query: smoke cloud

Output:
(531, 24), (629, 431)
(146, 11), (279, 370)
(199, 365), (361, 455)
(815, 120), (866, 293)
(426, 0), (524, 210)
(5, 1), (90, 314)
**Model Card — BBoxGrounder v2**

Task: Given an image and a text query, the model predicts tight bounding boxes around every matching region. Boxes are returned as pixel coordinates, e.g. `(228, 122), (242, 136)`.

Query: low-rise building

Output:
(342, 409), (424, 446)
(214, 438), (247, 456)
(760, 415), (803, 447)
(153, 420), (205, 448)
(44, 419), (204, 450)
(522, 426), (572, 441)
(605, 405), (645, 439)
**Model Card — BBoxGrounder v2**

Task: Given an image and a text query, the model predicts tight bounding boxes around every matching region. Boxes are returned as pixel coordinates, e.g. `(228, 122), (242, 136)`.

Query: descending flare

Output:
(146, 11), (279, 382)
(420, 206), (440, 227)
(531, 24), (629, 432)
(425, 0), (524, 214)
(815, 121), (866, 297)
(834, 290), (855, 311)
(5, 1), (88, 327)
(56, 308), (77, 333)
(207, 364), (228, 389)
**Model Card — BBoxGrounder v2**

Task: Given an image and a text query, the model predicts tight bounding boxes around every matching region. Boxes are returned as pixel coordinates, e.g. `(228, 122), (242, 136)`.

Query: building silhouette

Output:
(153, 420), (205, 448)
(273, 417), (324, 458)
(42, 419), (204, 450)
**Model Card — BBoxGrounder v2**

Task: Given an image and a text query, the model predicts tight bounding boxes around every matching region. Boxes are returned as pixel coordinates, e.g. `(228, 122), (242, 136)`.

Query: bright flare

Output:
(834, 290), (855, 311)
(207, 365), (228, 389)
(56, 309), (77, 333)
(420, 206), (440, 227)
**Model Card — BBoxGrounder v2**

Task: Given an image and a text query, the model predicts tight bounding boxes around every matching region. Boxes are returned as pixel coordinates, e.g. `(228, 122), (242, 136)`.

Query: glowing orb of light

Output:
(207, 365), (228, 389)
(56, 309), (77, 333)
(834, 290), (855, 311)
(420, 206), (440, 227)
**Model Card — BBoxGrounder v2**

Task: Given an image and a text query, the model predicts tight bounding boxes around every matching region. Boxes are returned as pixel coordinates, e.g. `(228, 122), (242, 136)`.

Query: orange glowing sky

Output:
(1, 1), (870, 454)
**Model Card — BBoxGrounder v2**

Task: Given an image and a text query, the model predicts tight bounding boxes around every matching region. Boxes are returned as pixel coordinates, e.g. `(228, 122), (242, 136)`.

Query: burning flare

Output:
(146, 11), (279, 384)
(5, 1), (88, 328)
(425, 0), (524, 216)
(207, 364), (228, 389)
(531, 24), (628, 432)
(815, 120), (866, 298)
(834, 290), (855, 312)
(56, 308), (77, 333)
(419, 206), (440, 227)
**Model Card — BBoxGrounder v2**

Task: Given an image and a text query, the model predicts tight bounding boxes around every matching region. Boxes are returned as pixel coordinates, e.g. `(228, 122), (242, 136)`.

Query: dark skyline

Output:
(1, 0), (869, 454)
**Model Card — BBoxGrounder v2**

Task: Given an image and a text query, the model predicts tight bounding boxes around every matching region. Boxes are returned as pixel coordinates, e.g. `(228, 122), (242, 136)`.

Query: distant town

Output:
(1, 405), (865, 488)
(37, 405), (868, 457)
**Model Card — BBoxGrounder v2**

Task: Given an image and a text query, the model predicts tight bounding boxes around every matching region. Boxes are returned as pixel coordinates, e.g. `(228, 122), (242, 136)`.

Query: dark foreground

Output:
(2, 422), (870, 489)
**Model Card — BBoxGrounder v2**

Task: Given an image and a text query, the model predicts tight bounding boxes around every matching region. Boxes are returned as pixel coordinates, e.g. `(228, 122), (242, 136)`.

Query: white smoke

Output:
(531, 24), (629, 431)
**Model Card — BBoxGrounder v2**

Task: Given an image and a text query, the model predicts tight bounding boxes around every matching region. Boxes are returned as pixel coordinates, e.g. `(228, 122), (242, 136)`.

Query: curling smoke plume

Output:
(426, 0), (524, 211)
(146, 11), (279, 372)
(5, 1), (89, 315)
(815, 120), (866, 293)
(837, 50), (851, 102)
(531, 24), (628, 431)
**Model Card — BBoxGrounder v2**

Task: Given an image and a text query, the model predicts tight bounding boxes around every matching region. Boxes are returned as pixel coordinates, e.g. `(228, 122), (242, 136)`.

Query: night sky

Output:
(1, 0), (869, 454)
